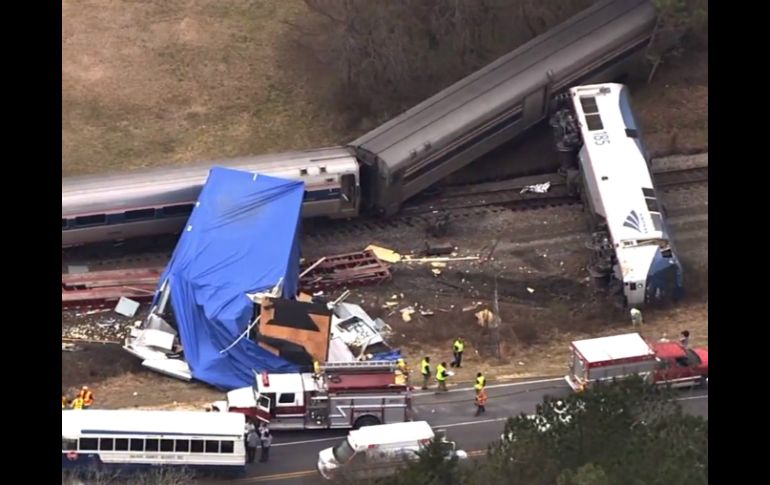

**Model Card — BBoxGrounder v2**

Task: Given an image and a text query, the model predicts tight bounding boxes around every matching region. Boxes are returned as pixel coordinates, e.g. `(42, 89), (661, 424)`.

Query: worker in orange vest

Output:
(78, 386), (94, 408)
(474, 388), (488, 416)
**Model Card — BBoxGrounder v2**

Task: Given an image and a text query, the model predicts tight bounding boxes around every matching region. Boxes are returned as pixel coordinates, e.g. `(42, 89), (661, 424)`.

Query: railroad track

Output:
(63, 165), (707, 276)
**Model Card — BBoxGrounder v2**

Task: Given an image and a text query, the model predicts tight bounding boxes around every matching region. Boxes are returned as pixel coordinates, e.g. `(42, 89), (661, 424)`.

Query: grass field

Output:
(62, 0), (707, 176)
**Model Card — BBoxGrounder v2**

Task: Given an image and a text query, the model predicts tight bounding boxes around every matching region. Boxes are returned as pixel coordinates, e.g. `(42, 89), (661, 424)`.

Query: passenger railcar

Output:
(552, 83), (683, 306)
(62, 147), (359, 247)
(349, 0), (657, 216)
(61, 410), (246, 476)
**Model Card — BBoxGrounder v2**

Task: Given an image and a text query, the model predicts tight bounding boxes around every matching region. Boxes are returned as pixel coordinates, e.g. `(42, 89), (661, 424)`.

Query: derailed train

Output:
(63, 0), (657, 248)
(550, 83), (684, 306)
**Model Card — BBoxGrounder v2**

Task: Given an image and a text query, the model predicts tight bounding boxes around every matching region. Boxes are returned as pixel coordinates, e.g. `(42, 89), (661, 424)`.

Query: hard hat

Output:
(82, 386), (89, 390)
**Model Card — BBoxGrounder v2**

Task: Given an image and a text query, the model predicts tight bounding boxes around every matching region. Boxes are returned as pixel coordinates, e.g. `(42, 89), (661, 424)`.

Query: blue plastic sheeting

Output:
(371, 350), (402, 362)
(155, 167), (305, 390)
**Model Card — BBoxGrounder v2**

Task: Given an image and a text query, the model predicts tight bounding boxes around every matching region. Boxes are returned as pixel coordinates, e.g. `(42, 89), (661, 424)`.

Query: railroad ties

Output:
(62, 267), (164, 310)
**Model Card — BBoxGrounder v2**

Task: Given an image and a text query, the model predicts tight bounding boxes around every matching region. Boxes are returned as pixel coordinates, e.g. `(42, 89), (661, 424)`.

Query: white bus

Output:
(61, 410), (246, 476)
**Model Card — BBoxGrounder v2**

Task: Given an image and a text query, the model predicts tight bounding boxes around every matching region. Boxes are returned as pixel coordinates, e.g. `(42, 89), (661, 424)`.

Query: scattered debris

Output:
(430, 262), (447, 268)
(366, 245), (402, 263)
(527, 287), (535, 294)
(401, 307), (416, 322)
(419, 309), (435, 317)
(61, 342), (81, 352)
(403, 255), (480, 263)
(462, 303), (481, 312)
(520, 181), (551, 194)
(424, 242), (454, 257)
(382, 301), (398, 308)
(475, 309), (495, 327)
(114, 297), (141, 317)
(431, 268), (442, 276)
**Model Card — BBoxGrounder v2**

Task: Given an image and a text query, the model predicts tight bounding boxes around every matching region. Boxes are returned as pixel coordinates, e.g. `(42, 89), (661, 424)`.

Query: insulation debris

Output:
(365, 245), (402, 263)
(520, 181), (551, 194)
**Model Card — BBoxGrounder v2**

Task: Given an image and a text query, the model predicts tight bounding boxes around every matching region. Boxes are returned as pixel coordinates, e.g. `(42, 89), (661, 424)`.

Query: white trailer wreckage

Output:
(123, 279), (397, 383)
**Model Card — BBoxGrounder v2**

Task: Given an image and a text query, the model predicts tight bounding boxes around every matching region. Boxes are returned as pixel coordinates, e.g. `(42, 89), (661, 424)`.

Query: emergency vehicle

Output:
(211, 361), (413, 430)
(565, 332), (708, 392)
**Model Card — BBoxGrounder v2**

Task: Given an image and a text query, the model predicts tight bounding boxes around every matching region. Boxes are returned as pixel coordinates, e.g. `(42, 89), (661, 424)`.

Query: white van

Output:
(317, 421), (467, 480)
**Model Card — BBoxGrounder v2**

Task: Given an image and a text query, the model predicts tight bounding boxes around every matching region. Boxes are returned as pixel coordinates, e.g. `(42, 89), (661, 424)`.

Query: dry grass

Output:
(62, 1), (708, 177)
(62, 0), (345, 176)
(400, 301), (708, 385)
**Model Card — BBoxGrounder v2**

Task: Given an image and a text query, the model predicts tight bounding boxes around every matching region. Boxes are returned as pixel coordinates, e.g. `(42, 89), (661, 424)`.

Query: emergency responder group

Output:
(62, 386), (94, 410)
(416, 337), (487, 415)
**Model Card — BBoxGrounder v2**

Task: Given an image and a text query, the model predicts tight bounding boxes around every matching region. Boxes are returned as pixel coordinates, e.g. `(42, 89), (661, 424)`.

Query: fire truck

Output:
(211, 361), (413, 430)
(565, 332), (708, 392)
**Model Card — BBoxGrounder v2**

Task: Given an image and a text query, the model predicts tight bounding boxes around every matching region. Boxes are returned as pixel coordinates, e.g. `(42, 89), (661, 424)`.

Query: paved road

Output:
(217, 378), (708, 484)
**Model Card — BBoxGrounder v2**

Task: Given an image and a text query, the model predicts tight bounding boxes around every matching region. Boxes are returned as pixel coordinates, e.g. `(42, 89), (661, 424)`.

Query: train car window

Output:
(175, 439), (190, 452)
(585, 114), (603, 131)
(145, 438), (159, 451)
(205, 440), (220, 453)
(320, 166), (327, 173)
(160, 439), (174, 452)
(79, 438), (98, 451)
(99, 438), (114, 451)
(579, 97), (599, 114)
(191, 440), (205, 453)
(115, 438), (129, 451)
(74, 214), (107, 227)
(62, 438), (78, 451)
(300, 168), (308, 176)
(642, 188), (655, 197)
(162, 204), (194, 217)
(221, 441), (235, 454)
(129, 438), (144, 452)
(625, 128), (638, 138)
(125, 208), (157, 221)
(645, 198), (660, 213)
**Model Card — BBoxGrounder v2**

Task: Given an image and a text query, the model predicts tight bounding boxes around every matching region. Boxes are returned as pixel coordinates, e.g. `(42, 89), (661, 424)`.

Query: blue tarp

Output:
(155, 167), (305, 390)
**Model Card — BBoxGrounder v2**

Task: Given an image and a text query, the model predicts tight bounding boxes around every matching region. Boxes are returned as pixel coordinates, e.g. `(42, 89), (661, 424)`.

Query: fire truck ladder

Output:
(320, 361), (397, 373)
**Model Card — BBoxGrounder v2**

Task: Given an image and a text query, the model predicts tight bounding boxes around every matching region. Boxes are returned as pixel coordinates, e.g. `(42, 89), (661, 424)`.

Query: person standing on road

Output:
(436, 362), (449, 392)
(246, 426), (259, 464)
(451, 338), (465, 368)
(680, 330), (690, 348)
(260, 428), (272, 463)
(475, 388), (488, 416)
(420, 357), (431, 390)
(474, 372), (486, 395)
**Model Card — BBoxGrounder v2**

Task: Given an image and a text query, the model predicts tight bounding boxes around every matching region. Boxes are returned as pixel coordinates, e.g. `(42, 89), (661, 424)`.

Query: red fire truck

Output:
(212, 361), (413, 430)
(565, 332), (708, 392)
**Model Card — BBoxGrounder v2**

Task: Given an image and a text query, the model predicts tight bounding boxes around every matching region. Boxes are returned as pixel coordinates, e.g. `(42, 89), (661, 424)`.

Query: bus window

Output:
(146, 439), (159, 451)
(175, 440), (190, 452)
(130, 439), (144, 452)
(99, 438), (114, 451)
(205, 440), (219, 453)
(160, 439), (174, 452)
(115, 439), (129, 451)
(79, 438), (98, 451)
(62, 438), (77, 451)
(191, 440), (204, 453)
(221, 441), (235, 454)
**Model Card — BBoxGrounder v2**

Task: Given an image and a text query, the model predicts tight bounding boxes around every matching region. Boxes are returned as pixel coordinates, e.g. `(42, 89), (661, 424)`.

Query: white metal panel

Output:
(347, 421), (434, 449)
(256, 373), (306, 394)
(572, 333), (654, 364)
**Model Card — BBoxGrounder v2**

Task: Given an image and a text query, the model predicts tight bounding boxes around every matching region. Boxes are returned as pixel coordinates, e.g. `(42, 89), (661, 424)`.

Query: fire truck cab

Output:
(213, 361), (413, 431)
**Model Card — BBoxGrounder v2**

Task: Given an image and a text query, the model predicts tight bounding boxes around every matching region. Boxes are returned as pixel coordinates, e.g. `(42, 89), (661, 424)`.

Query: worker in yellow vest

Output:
(474, 372), (486, 394)
(396, 358), (409, 384)
(451, 338), (465, 368)
(436, 362), (449, 392)
(71, 396), (85, 410)
(420, 357), (431, 390)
